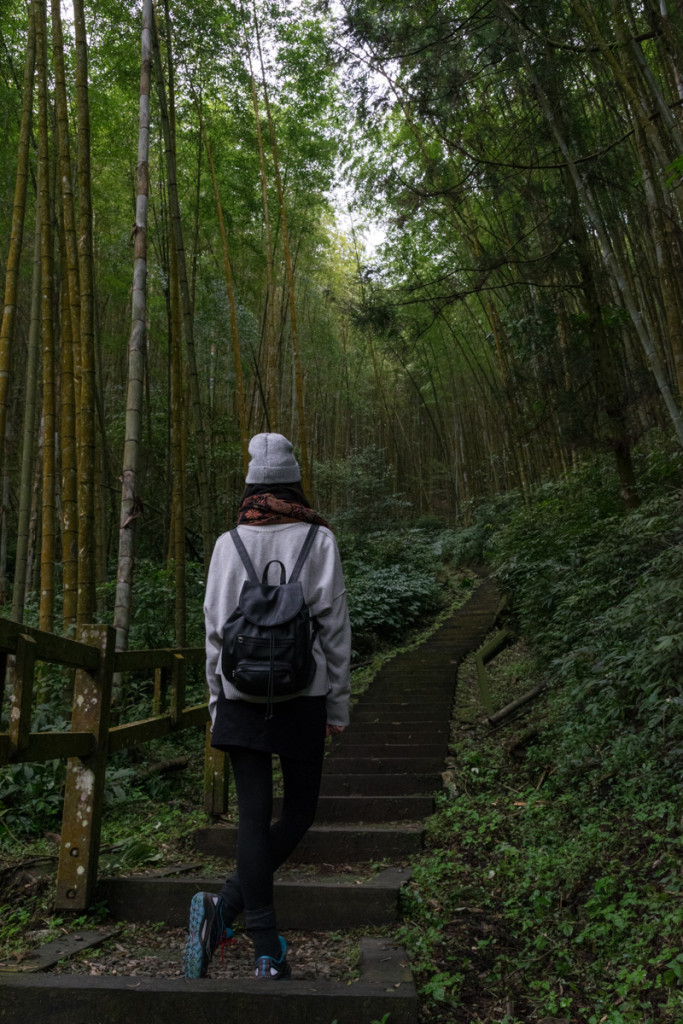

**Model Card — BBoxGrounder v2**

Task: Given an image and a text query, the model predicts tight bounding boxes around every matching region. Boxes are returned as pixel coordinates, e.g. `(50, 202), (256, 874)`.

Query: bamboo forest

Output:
(0, 1), (682, 1022)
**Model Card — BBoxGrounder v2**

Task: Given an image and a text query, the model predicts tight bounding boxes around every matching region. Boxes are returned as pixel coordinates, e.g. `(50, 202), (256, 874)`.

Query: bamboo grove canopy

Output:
(0, 0), (682, 637)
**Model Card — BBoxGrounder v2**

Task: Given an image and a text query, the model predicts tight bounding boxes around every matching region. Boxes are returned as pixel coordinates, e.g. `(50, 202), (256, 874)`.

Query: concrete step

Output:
(343, 729), (448, 744)
(365, 681), (455, 693)
(327, 742), (448, 760)
(0, 575), (504, 1024)
(97, 867), (411, 930)
(274, 794), (434, 823)
(351, 709), (448, 723)
(320, 772), (442, 796)
(353, 702), (454, 716)
(323, 755), (445, 773)
(194, 823), (424, 863)
(0, 937), (418, 1024)
(345, 722), (448, 736)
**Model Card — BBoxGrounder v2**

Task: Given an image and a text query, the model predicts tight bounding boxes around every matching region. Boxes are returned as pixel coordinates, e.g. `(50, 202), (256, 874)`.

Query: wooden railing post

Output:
(0, 650), (8, 720)
(203, 723), (229, 816)
(55, 624), (116, 911)
(170, 653), (185, 727)
(153, 665), (170, 714)
(9, 634), (36, 756)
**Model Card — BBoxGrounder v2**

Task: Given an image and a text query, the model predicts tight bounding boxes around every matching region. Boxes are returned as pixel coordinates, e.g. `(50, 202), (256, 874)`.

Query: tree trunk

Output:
(36, 0), (56, 634)
(246, 57), (278, 431)
(170, 231), (186, 646)
(254, 12), (311, 494)
(72, 0), (97, 625)
(0, 3), (35, 483)
(500, 4), (683, 448)
(52, 0), (79, 630)
(113, 0), (153, 655)
(11, 220), (41, 624)
(151, 8), (213, 563)
(203, 127), (249, 471)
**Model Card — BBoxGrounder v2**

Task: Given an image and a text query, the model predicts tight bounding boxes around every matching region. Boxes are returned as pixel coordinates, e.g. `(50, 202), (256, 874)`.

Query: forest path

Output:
(0, 573), (505, 1024)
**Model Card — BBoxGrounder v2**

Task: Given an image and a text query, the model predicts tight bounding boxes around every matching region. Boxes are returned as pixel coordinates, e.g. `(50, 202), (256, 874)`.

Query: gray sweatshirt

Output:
(204, 522), (351, 728)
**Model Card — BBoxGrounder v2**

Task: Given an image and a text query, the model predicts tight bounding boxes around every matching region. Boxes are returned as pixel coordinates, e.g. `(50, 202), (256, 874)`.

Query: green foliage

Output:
(346, 562), (442, 654)
(98, 836), (163, 874)
(401, 772), (683, 1023)
(97, 559), (206, 650)
(315, 445), (413, 530)
(340, 525), (459, 656)
(489, 454), (683, 797)
(398, 446), (683, 1023)
(0, 761), (64, 838)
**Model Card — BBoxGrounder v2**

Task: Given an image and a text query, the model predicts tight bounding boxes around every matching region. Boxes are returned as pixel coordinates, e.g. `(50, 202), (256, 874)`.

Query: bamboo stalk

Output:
(51, 0), (79, 630)
(36, 0), (56, 635)
(113, 0), (153, 656)
(253, 8), (311, 493)
(72, 0), (97, 625)
(203, 126), (249, 471)
(0, 3), (35, 473)
(151, 5), (214, 563)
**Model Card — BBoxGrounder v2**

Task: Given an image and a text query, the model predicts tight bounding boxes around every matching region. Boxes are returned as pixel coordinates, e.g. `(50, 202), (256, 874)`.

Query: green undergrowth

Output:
(400, 650), (683, 1023)
(398, 439), (683, 1023)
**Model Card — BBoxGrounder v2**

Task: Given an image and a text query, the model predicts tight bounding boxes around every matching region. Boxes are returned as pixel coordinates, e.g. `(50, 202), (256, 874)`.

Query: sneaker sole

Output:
(183, 892), (210, 979)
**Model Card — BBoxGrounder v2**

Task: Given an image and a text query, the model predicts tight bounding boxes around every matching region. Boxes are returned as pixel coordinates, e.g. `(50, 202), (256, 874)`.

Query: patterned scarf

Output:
(237, 492), (331, 530)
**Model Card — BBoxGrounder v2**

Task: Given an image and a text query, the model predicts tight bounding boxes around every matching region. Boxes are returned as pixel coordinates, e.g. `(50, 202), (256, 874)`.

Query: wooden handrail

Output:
(107, 704), (208, 753)
(0, 617), (101, 670)
(113, 646), (204, 672)
(0, 621), (225, 911)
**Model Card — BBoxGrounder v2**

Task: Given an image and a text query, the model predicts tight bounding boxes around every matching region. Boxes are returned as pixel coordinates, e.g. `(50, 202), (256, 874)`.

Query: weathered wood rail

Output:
(0, 617), (221, 911)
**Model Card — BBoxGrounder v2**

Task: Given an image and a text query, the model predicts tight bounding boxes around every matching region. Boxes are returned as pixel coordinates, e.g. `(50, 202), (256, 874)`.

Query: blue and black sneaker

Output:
(253, 935), (291, 980)
(183, 892), (234, 978)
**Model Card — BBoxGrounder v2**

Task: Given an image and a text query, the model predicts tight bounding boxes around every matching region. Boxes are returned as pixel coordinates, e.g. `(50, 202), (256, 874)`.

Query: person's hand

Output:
(326, 724), (346, 737)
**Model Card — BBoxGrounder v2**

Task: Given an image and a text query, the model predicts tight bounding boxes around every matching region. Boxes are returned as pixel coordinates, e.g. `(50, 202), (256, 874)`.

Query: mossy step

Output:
(353, 701), (454, 715)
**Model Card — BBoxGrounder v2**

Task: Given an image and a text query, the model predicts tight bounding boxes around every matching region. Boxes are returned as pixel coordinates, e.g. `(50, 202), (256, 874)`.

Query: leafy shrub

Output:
(346, 563), (442, 655)
(339, 525), (461, 656)
(314, 444), (413, 530)
(96, 559), (206, 649)
(0, 761), (65, 837)
(487, 454), (683, 798)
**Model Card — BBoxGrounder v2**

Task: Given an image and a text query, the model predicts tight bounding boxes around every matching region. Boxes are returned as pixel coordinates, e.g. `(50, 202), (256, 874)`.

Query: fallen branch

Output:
(488, 681), (547, 726)
(133, 755), (189, 782)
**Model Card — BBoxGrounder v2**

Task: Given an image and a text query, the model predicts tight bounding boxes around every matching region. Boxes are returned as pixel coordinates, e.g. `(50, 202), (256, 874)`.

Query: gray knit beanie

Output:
(245, 433), (301, 484)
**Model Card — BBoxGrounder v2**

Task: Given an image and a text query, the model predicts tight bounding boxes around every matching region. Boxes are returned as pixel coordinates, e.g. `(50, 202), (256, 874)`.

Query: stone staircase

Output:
(0, 575), (503, 1024)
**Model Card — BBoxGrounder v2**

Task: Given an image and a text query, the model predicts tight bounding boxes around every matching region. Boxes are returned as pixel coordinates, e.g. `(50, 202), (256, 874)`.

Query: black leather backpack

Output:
(221, 525), (319, 716)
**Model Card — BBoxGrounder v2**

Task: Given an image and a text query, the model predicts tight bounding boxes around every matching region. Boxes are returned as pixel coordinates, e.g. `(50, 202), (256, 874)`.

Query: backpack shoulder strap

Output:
(229, 528), (259, 583)
(288, 524), (320, 583)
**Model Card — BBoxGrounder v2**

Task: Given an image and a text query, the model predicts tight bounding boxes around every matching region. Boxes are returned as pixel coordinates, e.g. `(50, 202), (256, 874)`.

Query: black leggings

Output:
(219, 745), (324, 915)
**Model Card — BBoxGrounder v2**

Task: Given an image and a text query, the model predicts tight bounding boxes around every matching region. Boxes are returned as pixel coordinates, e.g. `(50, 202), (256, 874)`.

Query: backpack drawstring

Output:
(266, 632), (275, 720)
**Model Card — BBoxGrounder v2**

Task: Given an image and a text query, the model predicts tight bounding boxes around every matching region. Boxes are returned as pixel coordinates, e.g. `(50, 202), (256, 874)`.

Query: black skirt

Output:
(211, 690), (327, 761)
